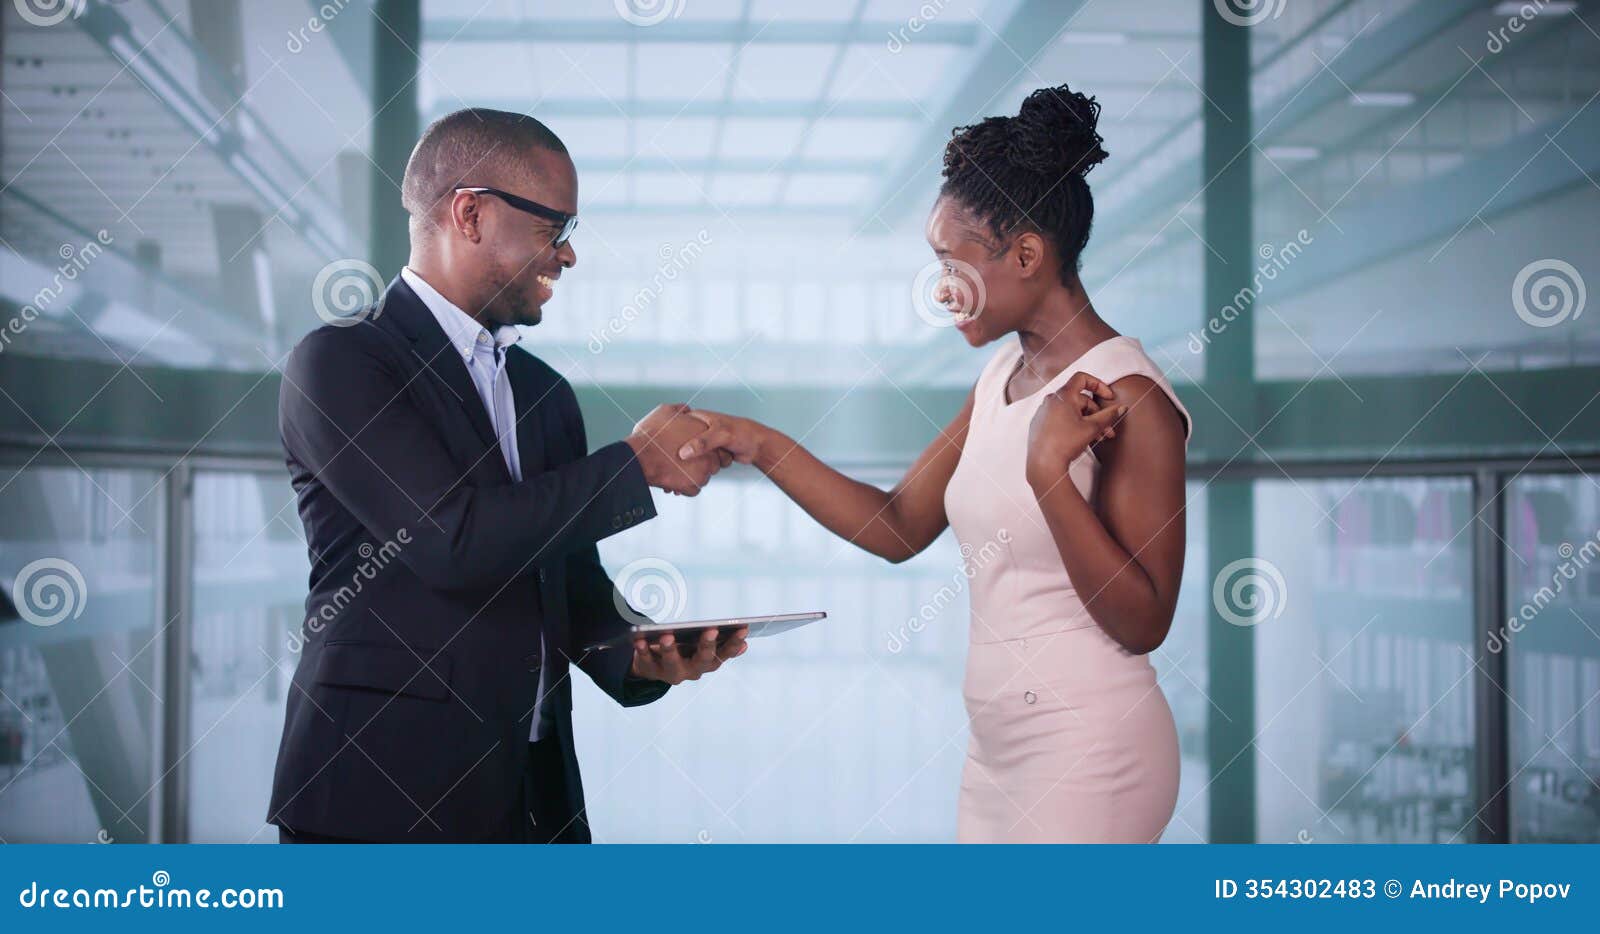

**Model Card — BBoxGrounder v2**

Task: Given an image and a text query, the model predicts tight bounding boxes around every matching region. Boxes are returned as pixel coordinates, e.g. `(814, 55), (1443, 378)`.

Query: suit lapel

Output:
(381, 275), (502, 456)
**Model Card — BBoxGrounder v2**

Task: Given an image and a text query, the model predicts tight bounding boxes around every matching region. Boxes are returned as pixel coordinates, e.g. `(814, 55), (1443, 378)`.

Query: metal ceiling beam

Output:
(421, 18), (978, 45)
(6, 353), (1599, 466)
(1089, 0), (1359, 196)
(908, 0), (1495, 381)
(1273, 102), (1600, 300)
(579, 156), (884, 175)
(1, 185), (262, 359)
(427, 98), (923, 121)
(1085, 17), (1581, 293)
(71, 2), (353, 259)
(579, 203), (850, 216)
(860, 0), (1085, 228)
(1091, 0), (1484, 251)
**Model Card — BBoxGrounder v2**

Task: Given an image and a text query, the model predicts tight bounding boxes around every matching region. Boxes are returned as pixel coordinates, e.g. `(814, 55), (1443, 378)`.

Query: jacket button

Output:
(1024, 691), (1037, 705)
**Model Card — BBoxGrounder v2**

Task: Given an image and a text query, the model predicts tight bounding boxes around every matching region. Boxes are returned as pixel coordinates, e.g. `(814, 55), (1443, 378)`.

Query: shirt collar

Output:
(401, 266), (521, 363)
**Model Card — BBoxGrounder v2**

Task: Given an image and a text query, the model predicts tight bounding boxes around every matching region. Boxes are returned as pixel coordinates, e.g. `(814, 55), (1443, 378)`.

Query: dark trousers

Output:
(278, 738), (585, 844)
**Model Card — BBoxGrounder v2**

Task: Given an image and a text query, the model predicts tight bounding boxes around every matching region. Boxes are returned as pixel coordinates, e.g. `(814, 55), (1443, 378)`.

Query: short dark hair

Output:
(940, 84), (1109, 282)
(400, 108), (568, 225)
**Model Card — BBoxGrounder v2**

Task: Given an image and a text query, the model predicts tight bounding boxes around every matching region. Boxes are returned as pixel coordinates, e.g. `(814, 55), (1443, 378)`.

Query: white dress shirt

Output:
(400, 266), (553, 742)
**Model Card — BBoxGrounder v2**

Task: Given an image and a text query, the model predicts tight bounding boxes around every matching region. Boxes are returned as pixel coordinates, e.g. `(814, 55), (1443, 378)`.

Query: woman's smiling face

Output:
(924, 195), (1039, 347)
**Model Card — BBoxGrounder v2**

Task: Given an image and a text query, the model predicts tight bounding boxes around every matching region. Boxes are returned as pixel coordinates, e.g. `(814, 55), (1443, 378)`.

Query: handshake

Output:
(622, 403), (765, 496)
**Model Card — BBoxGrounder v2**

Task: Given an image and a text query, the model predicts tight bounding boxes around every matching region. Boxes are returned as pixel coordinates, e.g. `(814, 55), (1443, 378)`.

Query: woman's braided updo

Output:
(940, 84), (1108, 282)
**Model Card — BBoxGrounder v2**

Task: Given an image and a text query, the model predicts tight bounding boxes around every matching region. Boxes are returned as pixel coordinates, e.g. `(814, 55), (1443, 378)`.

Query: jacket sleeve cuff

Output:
(619, 671), (671, 707)
(588, 439), (657, 541)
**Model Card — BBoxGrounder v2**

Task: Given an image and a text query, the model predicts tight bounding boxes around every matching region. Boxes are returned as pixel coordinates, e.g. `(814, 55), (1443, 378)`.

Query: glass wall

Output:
(1254, 476), (1476, 843)
(187, 471), (308, 843)
(1507, 474), (1600, 842)
(1165, 482), (1212, 843)
(577, 475), (1207, 843)
(0, 464), (162, 844)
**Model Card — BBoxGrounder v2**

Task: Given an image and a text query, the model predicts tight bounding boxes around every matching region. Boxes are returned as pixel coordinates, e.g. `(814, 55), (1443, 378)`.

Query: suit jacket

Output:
(267, 274), (667, 842)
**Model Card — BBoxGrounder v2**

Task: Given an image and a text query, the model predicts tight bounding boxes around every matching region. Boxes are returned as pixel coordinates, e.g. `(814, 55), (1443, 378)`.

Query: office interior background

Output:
(0, 0), (1598, 844)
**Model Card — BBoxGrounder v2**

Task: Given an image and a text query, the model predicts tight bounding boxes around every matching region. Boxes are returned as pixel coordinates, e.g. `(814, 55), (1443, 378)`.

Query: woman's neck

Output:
(1014, 283), (1117, 378)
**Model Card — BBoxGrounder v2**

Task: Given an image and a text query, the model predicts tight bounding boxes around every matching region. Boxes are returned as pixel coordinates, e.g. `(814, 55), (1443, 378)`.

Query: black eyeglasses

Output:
(454, 186), (578, 247)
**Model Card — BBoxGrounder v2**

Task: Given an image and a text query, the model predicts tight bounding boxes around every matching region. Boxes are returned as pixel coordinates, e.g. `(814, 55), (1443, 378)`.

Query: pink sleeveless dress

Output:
(943, 335), (1193, 843)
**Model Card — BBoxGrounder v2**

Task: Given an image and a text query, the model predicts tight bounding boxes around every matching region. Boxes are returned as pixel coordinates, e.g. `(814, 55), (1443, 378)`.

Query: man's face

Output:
(470, 147), (579, 328)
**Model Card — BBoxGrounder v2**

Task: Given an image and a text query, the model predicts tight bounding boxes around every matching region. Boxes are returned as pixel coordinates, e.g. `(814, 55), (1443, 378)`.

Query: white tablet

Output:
(584, 611), (826, 653)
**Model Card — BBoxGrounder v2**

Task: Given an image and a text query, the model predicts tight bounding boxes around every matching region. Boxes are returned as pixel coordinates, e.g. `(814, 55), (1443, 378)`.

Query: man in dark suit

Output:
(268, 108), (744, 843)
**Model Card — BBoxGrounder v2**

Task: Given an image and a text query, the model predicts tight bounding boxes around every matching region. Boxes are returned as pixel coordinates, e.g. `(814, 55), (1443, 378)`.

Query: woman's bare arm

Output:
(1027, 374), (1187, 654)
(681, 388), (975, 563)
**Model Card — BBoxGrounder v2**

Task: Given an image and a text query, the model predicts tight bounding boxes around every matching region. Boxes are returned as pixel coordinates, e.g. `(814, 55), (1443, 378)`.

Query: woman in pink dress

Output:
(681, 85), (1192, 843)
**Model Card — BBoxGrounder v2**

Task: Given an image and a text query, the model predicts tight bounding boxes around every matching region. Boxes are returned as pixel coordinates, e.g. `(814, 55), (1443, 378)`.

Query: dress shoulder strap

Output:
(1080, 337), (1193, 445)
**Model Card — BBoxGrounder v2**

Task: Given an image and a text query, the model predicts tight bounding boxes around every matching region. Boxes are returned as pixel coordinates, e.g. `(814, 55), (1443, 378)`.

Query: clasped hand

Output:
(624, 403), (733, 496)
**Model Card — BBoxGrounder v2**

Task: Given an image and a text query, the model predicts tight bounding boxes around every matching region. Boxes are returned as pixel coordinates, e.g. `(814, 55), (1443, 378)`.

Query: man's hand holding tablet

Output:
(618, 612), (826, 684)
(629, 625), (749, 684)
